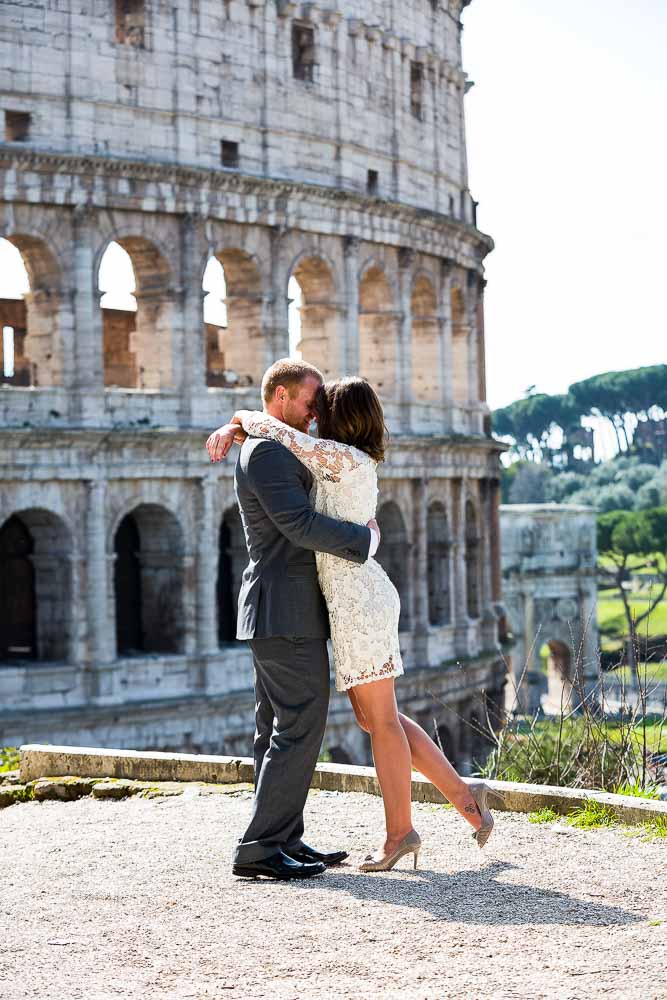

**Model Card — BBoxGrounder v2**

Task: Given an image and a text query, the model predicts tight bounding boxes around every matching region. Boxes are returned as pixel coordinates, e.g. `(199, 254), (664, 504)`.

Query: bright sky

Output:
(462, 0), (667, 410)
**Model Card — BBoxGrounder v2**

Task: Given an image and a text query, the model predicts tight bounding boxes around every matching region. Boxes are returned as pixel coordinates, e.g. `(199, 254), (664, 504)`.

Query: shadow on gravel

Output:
(299, 860), (641, 927)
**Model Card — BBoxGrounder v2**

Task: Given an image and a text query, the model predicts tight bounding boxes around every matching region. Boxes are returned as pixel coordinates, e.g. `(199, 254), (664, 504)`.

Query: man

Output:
(207, 359), (380, 880)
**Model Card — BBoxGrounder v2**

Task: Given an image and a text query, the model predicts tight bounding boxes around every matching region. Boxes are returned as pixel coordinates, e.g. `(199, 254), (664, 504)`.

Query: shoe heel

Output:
(413, 847), (420, 870)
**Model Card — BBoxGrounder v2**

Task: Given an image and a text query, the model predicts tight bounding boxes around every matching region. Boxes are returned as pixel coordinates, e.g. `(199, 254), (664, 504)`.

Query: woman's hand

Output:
(206, 423), (246, 463)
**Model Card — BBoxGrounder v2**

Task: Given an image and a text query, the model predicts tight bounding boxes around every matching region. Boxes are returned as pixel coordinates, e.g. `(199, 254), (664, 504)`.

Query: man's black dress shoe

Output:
(286, 842), (349, 867)
(232, 850), (326, 880)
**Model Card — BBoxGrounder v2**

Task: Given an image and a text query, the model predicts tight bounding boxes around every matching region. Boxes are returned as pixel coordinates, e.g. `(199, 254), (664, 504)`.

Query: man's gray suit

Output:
(233, 434), (371, 864)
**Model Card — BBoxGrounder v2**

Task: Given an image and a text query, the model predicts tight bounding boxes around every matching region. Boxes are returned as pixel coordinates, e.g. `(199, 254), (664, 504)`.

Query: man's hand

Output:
(366, 517), (382, 545)
(206, 423), (246, 463)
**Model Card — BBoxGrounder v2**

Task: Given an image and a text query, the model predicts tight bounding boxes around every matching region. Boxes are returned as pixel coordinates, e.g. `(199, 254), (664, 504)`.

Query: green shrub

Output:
(0, 748), (19, 773)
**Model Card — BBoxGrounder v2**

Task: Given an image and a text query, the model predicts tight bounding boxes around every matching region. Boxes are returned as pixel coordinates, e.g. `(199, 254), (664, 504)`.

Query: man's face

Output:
(276, 375), (322, 432)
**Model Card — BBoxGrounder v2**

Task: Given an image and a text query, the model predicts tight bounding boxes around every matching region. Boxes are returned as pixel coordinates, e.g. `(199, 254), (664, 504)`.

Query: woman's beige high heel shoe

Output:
(468, 780), (505, 849)
(358, 830), (421, 872)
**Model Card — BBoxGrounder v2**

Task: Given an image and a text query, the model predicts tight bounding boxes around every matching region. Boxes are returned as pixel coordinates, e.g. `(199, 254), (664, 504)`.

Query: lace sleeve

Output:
(236, 411), (368, 483)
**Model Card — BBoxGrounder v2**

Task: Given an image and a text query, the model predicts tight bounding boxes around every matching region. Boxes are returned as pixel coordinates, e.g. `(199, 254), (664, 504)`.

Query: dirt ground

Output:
(1, 785), (666, 1000)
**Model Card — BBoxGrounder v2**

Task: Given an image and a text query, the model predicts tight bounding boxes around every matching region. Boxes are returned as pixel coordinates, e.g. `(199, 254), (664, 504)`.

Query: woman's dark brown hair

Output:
(316, 376), (387, 463)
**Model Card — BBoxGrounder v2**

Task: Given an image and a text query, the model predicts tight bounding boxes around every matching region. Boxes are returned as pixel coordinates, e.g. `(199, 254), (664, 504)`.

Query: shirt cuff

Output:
(368, 526), (379, 558)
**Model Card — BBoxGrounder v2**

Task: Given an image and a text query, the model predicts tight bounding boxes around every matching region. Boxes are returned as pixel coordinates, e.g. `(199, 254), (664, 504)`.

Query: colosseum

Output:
(0, 0), (505, 771)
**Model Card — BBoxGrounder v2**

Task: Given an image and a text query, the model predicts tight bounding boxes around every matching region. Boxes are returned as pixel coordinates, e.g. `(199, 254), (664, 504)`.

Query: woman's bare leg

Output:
(348, 691), (482, 832)
(348, 681), (414, 854)
(398, 713), (482, 832)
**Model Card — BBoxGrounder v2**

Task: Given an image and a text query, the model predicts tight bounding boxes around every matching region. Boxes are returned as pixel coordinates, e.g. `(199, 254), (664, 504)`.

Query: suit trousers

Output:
(233, 636), (330, 864)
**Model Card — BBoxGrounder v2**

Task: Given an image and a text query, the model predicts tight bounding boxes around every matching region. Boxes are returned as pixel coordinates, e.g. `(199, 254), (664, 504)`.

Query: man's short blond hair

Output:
(261, 358), (324, 404)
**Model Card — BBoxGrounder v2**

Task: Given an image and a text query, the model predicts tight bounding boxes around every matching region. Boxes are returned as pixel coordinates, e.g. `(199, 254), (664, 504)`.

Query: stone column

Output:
(489, 478), (502, 603)
(342, 236), (361, 375)
(438, 260), (455, 431)
(323, 10), (345, 188)
(451, 477), (469, 655)
(465, 271), (481, 413)
(411, 477), (429, 663)
(397, 247), (414, 426)
(479, 479), (498, 648)
(518, 589), (536, 713)
(389, 40), (402, 201)
(85, 479), (112, 669)
(178, 214), (208, 425)
(196, 477), (219, 657)
(71, 207), (104, 425)
(266, 226), (290, 360)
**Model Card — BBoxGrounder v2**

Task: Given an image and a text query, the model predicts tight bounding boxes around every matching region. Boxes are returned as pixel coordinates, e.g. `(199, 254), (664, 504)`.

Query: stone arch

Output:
(0, 509), (72, 662)
(98, 235), (174, 390)
(411, 273), (440, 403)
(113, 503), (185, 656)
(359, 262), (399, 399)
(451, 281), (468, 406)
(375, 501), (411, 630)
(217, 505), (246, 644)
(427, 500), (451, 626)
(541, 638), (574, 714)
(288, 253), (341, 378)
(205, 248), (264, 388)
(0, 234), (63, 388)
(465, 498), (481, 619)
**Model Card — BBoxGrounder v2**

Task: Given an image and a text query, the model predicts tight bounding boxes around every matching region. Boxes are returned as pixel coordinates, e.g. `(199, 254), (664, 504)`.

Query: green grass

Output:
(598, 593), (667, 640)
(646, 817), (667, 839)
(528, 807), (559, 824)
(604, 718), (667, 754)
(0, 748), (19, 773)
(609, 661), (667, 684)
(613, 781), (661, 799)
(567, 800), (617, 829)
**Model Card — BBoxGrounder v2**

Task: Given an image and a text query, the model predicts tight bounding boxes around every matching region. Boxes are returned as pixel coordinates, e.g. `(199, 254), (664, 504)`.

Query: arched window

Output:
(99, 237), (172, 389)
(204, 249), (263, 388)
(541, 639), (574, 713)
(0, 235), (62, 387)
(217, 507), (246, 645)
(0, 509), (71, 661)
(114, 514), (143, 655)
(113, 504), (185, 656)
(288, 256), (339, 377)
(0, 515), (36, 660)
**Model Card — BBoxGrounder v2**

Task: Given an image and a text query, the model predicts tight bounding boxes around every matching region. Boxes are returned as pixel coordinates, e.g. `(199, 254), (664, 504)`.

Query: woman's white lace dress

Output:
(238, 411), (404, 692)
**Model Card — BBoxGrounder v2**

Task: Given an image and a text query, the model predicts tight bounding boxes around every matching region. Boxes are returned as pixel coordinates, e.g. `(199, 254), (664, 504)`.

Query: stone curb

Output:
(19, 744), (667, 826)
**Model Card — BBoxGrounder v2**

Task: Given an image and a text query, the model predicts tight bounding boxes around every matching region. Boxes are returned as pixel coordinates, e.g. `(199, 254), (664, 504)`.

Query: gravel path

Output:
(1, 786), (666, 1000)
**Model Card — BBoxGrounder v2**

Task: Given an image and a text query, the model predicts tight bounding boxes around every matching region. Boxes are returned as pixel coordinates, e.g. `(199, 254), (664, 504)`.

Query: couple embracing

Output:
(206, 359), (501, 880)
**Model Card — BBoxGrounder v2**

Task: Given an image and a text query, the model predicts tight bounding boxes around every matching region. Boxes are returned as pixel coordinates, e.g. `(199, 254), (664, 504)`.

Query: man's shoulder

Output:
(244, 436), (301, 463)
(241, 436), (306, 477)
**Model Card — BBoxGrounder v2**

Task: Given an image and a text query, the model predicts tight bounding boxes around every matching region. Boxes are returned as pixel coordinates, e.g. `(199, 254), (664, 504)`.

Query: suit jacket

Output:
(235, 436), (371, 639)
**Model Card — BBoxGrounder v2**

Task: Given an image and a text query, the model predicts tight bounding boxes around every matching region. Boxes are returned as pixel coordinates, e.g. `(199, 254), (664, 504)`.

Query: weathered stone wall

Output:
(500, 504), (599, 715)
(0, 0), (503, 770)
(0, 0), (473, 216)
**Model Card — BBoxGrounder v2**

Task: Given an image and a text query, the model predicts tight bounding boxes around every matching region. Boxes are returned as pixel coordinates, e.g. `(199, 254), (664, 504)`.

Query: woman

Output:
(212, 377), (502, 871)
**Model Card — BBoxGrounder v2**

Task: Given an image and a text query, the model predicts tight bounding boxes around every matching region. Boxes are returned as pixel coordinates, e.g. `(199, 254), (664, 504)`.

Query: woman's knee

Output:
(351, 678), (400, 734)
